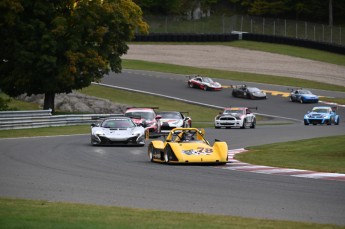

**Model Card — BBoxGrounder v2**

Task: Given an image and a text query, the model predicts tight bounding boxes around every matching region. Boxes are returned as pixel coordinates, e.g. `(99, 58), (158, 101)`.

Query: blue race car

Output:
(304, 106), (340, 125)
(289, 89), (319, 103)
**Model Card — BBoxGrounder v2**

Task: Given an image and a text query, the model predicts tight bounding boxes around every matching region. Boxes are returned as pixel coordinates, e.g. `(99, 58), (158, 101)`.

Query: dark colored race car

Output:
(124, 107), (161, 137)
(157, 111), (192, 133)
(231, 85), (267, 99)
(187, 75), (222, 91)
(289, 89), (319, 103)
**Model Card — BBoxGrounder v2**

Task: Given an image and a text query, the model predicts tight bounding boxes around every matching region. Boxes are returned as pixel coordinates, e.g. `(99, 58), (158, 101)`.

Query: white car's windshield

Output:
(102, 119), (135, 128)
(203, 77), (214, 83)
(224, 109), (244, 115)
(126, 111), (154, 120)
(158, 112), (181, 119)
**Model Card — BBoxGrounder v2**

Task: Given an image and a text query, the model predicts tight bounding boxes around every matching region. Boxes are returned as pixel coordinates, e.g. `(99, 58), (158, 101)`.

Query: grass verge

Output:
(0, 198), (343, 229)
(236, 135), (345, 174)
(122, 59), (345, 93)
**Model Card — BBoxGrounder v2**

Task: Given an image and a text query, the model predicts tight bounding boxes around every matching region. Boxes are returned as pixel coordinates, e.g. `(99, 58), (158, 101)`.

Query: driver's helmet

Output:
(181, 131), (194, 141)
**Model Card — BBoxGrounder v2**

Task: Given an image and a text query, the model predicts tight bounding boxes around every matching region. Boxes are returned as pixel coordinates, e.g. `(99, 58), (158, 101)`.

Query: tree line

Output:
(133, 0), (345, 26)
(0, 0), (147, 112)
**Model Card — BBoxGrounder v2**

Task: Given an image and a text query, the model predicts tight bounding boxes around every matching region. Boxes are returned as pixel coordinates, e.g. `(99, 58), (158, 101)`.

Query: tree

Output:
(0, 0), (148, 112)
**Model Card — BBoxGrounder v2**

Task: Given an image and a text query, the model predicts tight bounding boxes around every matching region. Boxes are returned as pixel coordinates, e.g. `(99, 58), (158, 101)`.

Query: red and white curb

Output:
(223, 148), (345, 182)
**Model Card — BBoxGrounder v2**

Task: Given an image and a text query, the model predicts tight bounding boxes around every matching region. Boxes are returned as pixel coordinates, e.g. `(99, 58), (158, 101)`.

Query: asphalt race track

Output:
(1, 70), (345, 225)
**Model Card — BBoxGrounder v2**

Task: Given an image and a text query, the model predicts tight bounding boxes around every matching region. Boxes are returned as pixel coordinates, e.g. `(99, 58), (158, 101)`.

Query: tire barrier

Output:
(133, 33), (239, 42)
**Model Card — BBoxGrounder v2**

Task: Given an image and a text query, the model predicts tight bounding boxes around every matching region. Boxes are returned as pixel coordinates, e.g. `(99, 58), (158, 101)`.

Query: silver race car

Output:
(91, 116), (148, 146)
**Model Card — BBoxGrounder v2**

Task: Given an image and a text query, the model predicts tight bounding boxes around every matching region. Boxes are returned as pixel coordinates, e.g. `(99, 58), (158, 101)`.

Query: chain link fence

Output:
(143, 15), (344, 46)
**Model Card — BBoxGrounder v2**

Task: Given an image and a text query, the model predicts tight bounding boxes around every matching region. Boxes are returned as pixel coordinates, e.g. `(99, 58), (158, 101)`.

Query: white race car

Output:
(157, 111), (192, 133)
(91, 116), (148, 146)
(214, 107), (257, 129)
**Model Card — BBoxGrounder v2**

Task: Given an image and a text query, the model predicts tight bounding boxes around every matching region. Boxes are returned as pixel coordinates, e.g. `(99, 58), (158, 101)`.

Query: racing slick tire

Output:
(232, 91), (237, 97)
(188, 82), (194, 88)
(203, 86), (208, 91)
(304, 120), (309, 125)
(289, 97), (293, 102)
(250, 118), (256, 129)
(148, 143), (154, 162)
(164, 144), (173, 163)
(300, 98), (304, 104)
(335, 117), (340, 125)
(241, 120), (246, 129)
(215, 126), (220, 129)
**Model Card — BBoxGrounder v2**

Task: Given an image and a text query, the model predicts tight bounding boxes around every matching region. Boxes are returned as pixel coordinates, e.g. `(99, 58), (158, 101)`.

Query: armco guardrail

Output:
(0, 110), (117, 130)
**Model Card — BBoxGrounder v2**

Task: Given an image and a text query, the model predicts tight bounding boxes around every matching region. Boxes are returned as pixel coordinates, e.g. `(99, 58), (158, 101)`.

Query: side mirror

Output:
(155, 115), (162, 120)
(91, 123), (98, 127)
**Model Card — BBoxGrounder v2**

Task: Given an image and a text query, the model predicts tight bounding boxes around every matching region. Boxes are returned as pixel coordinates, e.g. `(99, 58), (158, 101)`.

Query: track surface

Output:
(1, 70), (345, 225)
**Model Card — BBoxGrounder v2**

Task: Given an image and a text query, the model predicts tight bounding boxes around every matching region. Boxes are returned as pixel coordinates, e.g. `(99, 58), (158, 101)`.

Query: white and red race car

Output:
(187, 75), (222, 91)
(125, 107), (161, 137)
(157, 111), (192, 133)
(214, 107), (257, 129)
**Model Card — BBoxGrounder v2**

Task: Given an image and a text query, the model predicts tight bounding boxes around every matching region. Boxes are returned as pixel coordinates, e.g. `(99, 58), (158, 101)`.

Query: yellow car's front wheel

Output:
(148, 143), (154, 162)
(164, 145), (173, 163)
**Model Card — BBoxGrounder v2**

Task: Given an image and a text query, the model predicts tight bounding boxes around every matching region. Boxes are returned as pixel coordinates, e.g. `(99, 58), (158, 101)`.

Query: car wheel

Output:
(164, 145), (172, 163)
(148, 143), (154, 162)
(250, 118), (256, 129)
(335, 117), (340, 125)
(304, 120), (309, 125)
(203, 86), (208, 91)
(188, 82), (194, 88)
(300, 98), (304, 104)
(215, 126), (220, 129)
(289, 97), (293, 102)
(241, 120), (246, 129)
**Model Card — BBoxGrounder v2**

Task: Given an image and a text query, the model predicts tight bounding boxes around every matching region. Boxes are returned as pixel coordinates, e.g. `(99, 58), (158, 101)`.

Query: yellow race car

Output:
(148, 128), (228, 164)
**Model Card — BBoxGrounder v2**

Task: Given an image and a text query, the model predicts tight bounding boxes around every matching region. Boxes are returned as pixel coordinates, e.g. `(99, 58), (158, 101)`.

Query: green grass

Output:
(0, 125), (90, 138)
(0, 198), (343, 229)
(122, 60), (345, 93)
(1, 42), (345, 228)
(0, 93), (40, 110)
(79, 84), (223, 122)
(236, 135), (345, 174)
(226, 40), (345, 66)
(321, 97), (345, 105)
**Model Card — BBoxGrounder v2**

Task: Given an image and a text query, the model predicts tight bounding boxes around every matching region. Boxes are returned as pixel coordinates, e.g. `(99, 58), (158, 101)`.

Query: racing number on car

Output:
(197, 147), (213, 154)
